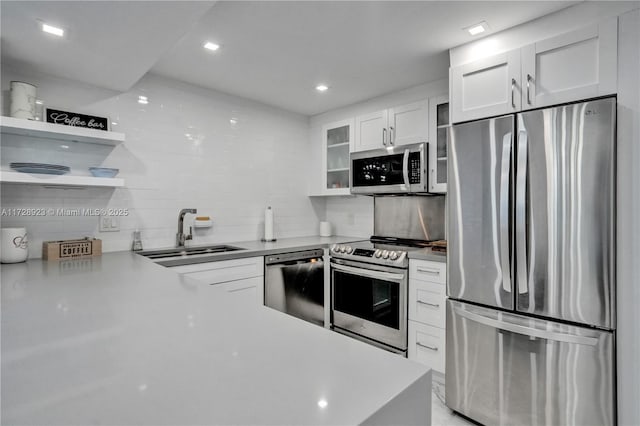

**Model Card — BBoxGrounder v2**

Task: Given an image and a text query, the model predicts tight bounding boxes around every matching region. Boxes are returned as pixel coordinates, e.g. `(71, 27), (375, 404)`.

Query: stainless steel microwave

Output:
(350, 142), (428, 194)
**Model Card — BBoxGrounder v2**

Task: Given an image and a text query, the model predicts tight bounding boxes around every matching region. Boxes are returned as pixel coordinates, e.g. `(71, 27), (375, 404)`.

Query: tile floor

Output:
(431, 375), (477, 426)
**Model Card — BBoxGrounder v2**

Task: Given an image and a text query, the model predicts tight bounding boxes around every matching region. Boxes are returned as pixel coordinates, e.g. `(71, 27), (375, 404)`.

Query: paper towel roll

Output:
(264, 206), (274, 241)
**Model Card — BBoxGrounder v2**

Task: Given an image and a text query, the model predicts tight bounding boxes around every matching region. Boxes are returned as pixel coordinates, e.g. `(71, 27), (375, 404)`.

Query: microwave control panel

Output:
(409, 152), (422, 184)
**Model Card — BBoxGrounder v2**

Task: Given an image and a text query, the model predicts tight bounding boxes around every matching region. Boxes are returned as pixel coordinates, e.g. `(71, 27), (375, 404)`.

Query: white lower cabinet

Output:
(171, 256), (264, 304)
(408, 321), (445, 373)
(408, 259), (446, 374)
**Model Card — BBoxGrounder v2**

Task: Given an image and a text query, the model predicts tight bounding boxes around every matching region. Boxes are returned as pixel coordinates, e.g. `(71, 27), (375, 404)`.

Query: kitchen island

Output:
(1, 240), (432, 425)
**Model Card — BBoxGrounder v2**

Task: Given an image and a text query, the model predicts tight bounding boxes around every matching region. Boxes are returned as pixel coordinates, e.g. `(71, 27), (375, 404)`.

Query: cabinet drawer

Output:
(408, 321), (445, 373)
(409, 280), (445, 328)
(410, 260), (446, 284)
(171, 256), (263, 284)
(220, 276), (264, 304)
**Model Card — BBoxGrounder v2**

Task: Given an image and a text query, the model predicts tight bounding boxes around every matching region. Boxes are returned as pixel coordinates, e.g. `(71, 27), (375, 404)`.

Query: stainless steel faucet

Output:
(176, 208), (197, 247)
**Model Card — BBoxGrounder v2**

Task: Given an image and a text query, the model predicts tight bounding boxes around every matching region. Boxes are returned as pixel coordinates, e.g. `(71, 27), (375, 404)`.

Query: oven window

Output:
(333, 269), (400, 329)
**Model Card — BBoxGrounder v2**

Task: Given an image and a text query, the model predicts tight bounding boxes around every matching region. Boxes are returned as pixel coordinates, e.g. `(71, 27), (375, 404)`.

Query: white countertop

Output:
(145, 235), (367, 266)
(407, 248), (447, 263)
(1, 239), (431, 425)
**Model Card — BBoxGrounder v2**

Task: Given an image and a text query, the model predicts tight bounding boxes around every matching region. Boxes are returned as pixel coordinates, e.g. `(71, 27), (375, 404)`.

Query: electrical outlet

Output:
(99, 215), (120, 232)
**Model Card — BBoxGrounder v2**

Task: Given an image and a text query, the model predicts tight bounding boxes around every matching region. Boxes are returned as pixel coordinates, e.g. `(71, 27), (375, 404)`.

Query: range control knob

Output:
(389, 251), (399, 260)
(345, 246), (353, 254)
(374, 249), (383, 258)
(339, 245), (347, 253)
(382, 250), (390, 259)
(331, 244), (339, 252)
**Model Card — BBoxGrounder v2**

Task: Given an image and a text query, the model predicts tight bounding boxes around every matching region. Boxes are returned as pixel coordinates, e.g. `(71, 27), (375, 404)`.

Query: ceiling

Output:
(1, 1), (578, 116)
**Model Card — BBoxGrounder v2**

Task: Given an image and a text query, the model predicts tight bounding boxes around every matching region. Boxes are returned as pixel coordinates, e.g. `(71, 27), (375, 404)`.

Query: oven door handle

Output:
(332, 263), (405, 282)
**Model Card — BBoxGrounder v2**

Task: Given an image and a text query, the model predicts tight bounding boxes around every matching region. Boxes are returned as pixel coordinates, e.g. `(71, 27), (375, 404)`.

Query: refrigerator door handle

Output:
(453, 304), (599, 346)
(515, 130), (528, 295)
(499, 132), (512, 292)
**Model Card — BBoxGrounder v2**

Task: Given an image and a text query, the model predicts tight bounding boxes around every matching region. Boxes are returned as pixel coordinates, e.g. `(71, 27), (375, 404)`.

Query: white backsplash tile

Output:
(325, 196), (373, 238)
(1, 66), (327, 258)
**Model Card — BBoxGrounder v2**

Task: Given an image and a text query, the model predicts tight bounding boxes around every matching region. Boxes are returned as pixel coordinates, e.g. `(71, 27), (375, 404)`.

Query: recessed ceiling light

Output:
(315, 84), (329, 92)
(41, 23), (64, 37)
(138, 95), (148, 105)
(465, 21), (489, 36)
(203, 42), (220, 51)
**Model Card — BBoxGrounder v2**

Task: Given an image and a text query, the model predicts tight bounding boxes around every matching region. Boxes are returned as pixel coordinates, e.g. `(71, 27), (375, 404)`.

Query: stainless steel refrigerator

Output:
(446, 97), (616, 426)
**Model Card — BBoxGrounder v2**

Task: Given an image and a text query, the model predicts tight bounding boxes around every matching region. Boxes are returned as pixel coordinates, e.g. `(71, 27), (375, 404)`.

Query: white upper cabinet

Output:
(451, 50), (522, 123)
(520, 18), (617, 110)
(428, 95), (449, 193)
(354, 110), (388, 152)
(321, 118), (354, 195)
(354, 100), (428, 152)
(450, 18), (618, 123)
(388, 100), (429, 146)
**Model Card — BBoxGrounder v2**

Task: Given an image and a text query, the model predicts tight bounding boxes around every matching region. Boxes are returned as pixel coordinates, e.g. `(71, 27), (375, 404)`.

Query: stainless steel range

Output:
(329, 195), (445, 355)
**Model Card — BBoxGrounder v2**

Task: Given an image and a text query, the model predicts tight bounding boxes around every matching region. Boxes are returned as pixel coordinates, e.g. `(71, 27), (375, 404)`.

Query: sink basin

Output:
(138, 245), (245, 260)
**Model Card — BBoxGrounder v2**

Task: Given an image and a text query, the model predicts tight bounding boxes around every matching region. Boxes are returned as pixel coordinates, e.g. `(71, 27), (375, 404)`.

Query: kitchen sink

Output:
(138, 245), (245, 261)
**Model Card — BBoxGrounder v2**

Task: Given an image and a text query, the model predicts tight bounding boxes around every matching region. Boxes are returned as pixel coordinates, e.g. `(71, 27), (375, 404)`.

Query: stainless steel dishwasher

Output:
(264, 249), (325, 326)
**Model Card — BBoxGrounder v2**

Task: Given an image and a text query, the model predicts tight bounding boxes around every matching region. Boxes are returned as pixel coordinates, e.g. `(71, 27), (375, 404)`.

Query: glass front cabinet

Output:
(322, 118), (354, 195)
(428, 95), (449, 193)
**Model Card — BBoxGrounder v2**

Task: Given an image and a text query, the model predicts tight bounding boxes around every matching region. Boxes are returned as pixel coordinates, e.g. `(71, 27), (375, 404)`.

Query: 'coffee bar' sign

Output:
(45, 108), (109, 131)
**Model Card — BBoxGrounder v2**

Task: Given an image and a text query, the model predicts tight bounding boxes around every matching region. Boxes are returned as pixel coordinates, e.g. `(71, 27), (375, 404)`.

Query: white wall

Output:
(616, 9), (640, 426)
(309, 78), (449, 237)
(0, 65), (323, 257)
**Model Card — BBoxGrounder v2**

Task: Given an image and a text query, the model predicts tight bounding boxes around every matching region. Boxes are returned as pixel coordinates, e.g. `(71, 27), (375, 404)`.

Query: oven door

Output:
(331, 258), (408, 351)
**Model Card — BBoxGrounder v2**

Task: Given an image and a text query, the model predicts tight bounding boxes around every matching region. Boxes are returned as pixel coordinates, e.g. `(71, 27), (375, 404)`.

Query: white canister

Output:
(1, 227), (29, 263)
(10, 81), (37, 120)
(319, 221), (333, 237)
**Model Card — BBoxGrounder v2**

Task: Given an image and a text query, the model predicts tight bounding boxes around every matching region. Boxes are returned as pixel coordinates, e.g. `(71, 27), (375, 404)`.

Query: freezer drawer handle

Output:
(453, 305), (599, 346)
(417, 300), (440, 308)
(416, 267), (440, 275)
(416, 342), (439, 351)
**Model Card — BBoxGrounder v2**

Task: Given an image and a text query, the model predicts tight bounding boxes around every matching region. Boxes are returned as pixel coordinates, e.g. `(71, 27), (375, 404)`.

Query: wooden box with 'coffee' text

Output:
(42, 238), (102, 260)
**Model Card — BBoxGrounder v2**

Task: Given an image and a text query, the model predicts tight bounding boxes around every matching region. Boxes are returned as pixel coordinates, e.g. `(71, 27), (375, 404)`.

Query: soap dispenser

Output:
(131, 229), (143, 251)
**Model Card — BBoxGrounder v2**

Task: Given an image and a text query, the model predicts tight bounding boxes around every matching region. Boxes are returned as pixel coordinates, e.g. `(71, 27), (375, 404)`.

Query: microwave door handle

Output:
(500, 132), (512, 292)
(402, 149), (410, 189)
(331, 263), (405, 281)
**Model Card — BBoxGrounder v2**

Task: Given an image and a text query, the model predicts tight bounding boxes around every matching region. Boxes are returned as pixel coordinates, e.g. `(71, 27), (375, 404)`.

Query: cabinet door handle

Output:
(417, 300), (440, 308)
(431, 168), (435, 189)
(417, 342), (439, 351)
(511, 78), (516, 108)
(416, 267), (440, 275)
(389, 126), (394, 145)
(526, 74), (532, 105)
(382, 128), (387, 146)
